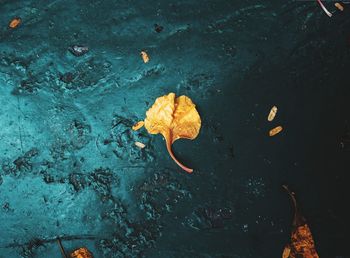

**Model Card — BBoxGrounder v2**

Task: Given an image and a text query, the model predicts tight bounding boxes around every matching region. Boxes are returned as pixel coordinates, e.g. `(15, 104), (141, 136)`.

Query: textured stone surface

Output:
(1, 0), (350, 257)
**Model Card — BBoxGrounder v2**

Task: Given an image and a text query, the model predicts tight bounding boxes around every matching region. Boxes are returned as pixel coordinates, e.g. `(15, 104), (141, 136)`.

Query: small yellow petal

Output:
(269, 126), (283, 136)
(268, 106), (278, 122)
(140, 51), (149, 63)
(132, 121), (144, 131)
(135, 141), (146, 149)
(70, 247), (93, 258)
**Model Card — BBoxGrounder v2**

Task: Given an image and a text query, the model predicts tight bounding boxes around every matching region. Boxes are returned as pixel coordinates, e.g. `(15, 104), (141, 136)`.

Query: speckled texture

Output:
(1, 0), (350, 257)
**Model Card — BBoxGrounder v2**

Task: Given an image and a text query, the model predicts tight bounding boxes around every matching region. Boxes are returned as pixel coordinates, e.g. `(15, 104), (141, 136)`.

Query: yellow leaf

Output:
(144, 93), (201, 173)
(132, 121), (144, 131)
(70, 247), (93, 258)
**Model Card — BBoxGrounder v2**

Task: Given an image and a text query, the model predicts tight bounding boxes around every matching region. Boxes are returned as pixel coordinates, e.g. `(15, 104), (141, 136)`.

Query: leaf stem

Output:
(316, 0), (332, 17)
(166, 139), (193, 173)
(282, 185), (306, 227)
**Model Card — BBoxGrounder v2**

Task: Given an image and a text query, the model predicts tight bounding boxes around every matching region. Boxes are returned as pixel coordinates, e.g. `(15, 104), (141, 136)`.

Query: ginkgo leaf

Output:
(144, 92), (201, 173)
(282, 185), (319, 258)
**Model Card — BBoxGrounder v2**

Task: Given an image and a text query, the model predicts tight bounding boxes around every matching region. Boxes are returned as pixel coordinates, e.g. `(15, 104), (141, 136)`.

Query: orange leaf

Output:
(70, 247), (93, 258)
(144, 93), (201, 173)
(282, 185), (319, 258)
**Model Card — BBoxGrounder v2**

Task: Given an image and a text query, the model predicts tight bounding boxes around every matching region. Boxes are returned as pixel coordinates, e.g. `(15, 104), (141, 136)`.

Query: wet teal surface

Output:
(1, 0), (350, 257)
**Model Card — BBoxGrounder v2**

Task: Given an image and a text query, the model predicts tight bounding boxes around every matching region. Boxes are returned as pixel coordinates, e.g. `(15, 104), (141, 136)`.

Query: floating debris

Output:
(154, 24), (164, 33)
(269, 126), (283, 137)
(8, 17), (21, 29)
(268, 106), (278, 122)
(140, 51), (150, 63)
(143, 93), (201, 173)
(282, 185), (319, 258)
(68, 45), (89, 57)
(335, 2), (344, 11)
(135, 141), (146, 149)
(132, 121), (144, 131)
(316, 0), (332, 17)
(70, 247), (93, 258)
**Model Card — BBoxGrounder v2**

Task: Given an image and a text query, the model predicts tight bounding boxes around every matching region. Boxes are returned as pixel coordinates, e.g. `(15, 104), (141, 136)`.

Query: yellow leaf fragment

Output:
(268, 106), (278, 122)
(9, 17), (21, 29)
(269, 125), (283, 136)
(144, 92), (201, 173)
(135, 141), (146, 149)
(282, 245), (292, 258)
(140, 51), (149, 63)
(335, 2), (344, 11)
(70, 247), (93, 258)
(132, 121), (144, 131)
(291, 224), (319, 258)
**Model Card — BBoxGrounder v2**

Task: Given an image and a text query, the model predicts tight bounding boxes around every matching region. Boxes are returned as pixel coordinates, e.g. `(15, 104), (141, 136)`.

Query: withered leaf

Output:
(70, 247), (93, 258)
(144, 92), (201, 173)
(282, 185), (319, 258)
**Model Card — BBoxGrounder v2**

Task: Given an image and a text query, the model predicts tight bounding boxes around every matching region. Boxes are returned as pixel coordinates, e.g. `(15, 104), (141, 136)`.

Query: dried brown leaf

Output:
(282, 185), (319, 258)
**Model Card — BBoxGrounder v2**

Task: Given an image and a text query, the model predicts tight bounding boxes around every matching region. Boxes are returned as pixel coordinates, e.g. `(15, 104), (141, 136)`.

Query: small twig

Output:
(282, 185), (298, 220)
(57, 238), (68, 258)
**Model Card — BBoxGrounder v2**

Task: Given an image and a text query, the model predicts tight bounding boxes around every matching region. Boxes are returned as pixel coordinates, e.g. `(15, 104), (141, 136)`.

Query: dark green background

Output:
(0, 0), (349, 257)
